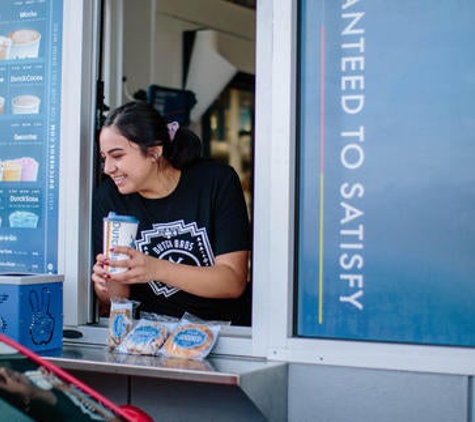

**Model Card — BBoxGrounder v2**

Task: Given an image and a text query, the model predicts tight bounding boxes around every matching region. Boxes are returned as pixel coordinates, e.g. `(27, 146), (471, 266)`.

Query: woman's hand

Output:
(91, 253), (130, 302)
(107, 247), (248, 299)
(105, 246), (157, 285)
(91, 253), (110, 294)
(96, 245), (249, 299)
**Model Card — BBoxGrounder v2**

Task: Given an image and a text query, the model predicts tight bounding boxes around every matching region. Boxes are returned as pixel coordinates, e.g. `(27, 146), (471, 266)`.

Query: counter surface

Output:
(43, 342), (285, 386)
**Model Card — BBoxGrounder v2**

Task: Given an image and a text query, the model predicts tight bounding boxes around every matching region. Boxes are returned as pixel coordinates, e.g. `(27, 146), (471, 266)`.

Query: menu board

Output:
(296, 1), (475, 346)
(0, 0), (63, 273)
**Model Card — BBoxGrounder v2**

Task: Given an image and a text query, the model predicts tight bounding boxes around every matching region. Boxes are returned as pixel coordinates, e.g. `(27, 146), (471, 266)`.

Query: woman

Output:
(0, 366), (57, 417)
(0, 365), (123, 421)
(91, 101), (251, 324)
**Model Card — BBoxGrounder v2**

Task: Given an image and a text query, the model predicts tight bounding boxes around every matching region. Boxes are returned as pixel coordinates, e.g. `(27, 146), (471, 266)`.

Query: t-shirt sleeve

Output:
(212, 166), (251, 255)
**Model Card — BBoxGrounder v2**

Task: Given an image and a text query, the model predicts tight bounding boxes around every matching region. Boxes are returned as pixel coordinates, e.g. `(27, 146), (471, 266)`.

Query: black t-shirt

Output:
(92, 159), (251, 323)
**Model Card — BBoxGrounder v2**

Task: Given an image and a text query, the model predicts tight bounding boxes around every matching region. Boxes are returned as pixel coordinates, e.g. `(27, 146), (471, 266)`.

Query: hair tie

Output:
(167, 121), (180, 141)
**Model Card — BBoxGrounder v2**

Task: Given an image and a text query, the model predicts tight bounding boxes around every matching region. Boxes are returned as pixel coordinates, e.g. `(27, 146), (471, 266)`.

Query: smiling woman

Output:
(91, 101), (251, 325)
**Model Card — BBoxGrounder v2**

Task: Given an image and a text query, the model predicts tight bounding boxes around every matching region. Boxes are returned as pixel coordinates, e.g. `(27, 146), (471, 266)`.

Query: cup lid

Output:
(104, 211), (139, 224)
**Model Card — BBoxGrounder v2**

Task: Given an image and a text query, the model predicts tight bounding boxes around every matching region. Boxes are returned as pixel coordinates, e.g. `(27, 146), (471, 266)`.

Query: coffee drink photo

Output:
(12, 94), (41, 114)
(8, 29), (41, 59)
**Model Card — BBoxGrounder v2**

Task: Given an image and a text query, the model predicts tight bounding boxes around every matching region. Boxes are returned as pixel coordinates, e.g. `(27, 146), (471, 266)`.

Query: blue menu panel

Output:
(0, 0), (63, 273)
(297, 0), (475, 346)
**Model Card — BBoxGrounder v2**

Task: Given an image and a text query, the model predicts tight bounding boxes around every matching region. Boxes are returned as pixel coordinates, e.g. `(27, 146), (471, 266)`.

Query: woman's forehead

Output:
(100, 127), (135, 151)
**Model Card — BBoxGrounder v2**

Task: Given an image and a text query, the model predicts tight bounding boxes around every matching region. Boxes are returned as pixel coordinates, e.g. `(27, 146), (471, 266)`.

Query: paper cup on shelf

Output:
(0, 36), (11, 60)
(103, 212), (139, 273)
(8, 29), (41, 59)
(12, 95), (41, 114)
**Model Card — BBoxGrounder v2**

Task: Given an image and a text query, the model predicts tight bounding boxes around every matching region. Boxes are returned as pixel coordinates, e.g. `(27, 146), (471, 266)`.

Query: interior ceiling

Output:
(223, 0), (256, 9)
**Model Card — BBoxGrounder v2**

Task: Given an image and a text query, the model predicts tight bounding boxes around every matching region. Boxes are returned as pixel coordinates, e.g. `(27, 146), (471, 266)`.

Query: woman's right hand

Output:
(91, 254), (130, 301)
(91, 253), (110, 295)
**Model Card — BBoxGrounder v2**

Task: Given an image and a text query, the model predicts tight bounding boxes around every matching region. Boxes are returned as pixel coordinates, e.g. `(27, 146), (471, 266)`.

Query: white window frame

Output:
(59, 0), (99, 327)
(257, 0), (475, 376)
(60, 0), (475, 375)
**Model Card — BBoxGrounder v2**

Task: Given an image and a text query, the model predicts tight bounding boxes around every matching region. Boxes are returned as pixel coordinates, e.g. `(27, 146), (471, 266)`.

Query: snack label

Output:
(173, 328), (207, 349)
(103, 212), (139, 273)
(129, 326), (161, 345)
(112, 314), (128, 337)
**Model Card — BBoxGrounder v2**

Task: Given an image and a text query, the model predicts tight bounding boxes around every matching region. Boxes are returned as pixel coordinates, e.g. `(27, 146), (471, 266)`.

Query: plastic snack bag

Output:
(107, 297), (134, 351)
(116, 313), (179, 356)
(160, 312), (230, 360)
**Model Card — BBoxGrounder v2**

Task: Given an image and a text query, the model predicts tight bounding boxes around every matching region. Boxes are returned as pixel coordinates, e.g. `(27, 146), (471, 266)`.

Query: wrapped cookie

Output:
(116, 313), (179, 356)
(160, 313), (229, 360)
(107, 297), (134, 351)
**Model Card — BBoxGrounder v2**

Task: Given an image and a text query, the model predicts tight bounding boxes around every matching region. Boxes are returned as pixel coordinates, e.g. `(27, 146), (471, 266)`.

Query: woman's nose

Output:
(103, 158), (116, 175)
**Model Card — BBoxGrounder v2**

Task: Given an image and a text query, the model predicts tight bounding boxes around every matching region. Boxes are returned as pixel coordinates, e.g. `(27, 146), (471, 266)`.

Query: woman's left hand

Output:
(107, 247), (248, 299)
(106, 246), (158, 284)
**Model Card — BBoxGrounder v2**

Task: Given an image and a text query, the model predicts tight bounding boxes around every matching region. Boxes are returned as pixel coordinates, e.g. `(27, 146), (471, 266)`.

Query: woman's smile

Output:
(112, 175), (126, 187)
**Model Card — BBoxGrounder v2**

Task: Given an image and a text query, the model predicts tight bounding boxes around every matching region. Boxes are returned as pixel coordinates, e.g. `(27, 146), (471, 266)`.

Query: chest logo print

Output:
(135, 220), (215, 298)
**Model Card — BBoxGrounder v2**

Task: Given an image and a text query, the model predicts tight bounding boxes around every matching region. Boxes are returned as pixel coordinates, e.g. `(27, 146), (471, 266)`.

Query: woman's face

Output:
(100, 127), (159, 196)
(0, 367), (31, 394)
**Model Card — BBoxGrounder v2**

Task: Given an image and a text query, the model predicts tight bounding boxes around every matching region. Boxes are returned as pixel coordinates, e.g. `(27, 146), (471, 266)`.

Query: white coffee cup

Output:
(0, 96), (5, 115)
(8, 29), (41, 59)
(12, 95), (41, 114)
(103, 212), (139, 273)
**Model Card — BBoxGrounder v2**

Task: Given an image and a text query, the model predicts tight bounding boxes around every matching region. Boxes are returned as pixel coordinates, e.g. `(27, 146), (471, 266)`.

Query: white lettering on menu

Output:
(339, 0), (365, 311)
(19, 11), (38, 18)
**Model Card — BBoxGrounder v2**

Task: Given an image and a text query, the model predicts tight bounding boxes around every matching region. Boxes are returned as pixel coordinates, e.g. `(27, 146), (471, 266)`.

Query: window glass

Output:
(296, 0), (475, 346)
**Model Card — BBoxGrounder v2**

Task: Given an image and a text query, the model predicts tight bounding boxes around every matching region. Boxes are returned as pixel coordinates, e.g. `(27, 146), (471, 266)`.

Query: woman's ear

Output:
(148, 146), (163, 161)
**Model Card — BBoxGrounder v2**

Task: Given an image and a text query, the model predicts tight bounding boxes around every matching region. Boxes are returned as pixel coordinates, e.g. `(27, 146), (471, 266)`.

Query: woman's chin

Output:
(116, 184), (133, 194)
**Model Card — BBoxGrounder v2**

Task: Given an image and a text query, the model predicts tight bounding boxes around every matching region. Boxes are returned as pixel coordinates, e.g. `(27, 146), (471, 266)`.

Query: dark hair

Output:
(102, 101), (202, 169)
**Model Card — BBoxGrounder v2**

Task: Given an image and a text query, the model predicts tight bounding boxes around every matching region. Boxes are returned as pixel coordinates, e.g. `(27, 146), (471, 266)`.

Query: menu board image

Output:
(296, 1), (475, 347)
(0, 0), (63, 273)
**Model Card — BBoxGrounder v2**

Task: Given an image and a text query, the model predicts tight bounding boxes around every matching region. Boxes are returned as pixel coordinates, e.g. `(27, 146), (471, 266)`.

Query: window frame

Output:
(262, 0), (475, 376)
(61, 0), (475, 375)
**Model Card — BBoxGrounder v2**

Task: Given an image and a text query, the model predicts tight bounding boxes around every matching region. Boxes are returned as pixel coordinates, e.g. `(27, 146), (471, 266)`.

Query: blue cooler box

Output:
(0, 273), (63, 352)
